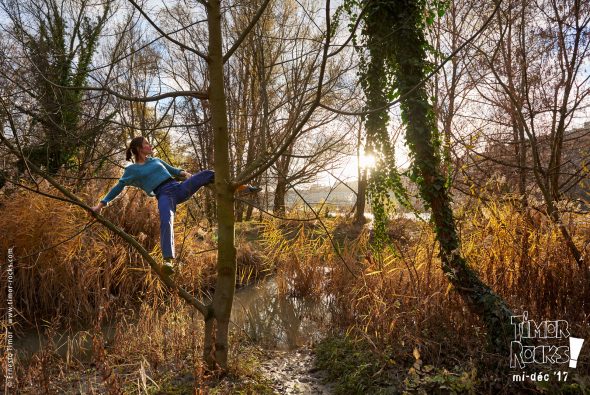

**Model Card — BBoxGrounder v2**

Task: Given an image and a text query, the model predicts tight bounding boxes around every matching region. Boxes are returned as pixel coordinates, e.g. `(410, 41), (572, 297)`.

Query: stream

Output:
(13, 276), (334, 393)
(231, 277), (330, 350)
(231, 278), (334, 394)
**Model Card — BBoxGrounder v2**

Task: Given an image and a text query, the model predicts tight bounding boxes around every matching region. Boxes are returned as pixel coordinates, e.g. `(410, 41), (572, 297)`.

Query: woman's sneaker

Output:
(236, 184), (262, 195)
(162, 261), (175, 276)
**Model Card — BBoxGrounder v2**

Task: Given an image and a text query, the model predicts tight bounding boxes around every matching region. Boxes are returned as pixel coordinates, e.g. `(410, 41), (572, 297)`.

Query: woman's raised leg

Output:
(177, 170), (215, 203)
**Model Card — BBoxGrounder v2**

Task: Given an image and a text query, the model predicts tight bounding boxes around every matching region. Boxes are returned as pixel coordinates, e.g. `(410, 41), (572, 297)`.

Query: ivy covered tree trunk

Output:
(363, 41), (389, 239)
(364, 0), (514, 353)
(360, 27), (407, 246)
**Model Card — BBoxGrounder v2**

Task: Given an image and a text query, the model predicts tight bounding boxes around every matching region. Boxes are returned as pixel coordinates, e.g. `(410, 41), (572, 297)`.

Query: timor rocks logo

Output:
(510, 311), (585, 369)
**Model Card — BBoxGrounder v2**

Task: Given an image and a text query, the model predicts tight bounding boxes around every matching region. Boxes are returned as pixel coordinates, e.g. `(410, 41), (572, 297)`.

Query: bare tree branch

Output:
(223, 0), (272, 63)
(127, 0), (209, 60)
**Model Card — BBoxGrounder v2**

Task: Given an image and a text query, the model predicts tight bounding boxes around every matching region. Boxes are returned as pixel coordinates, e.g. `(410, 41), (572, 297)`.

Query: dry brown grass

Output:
(261, 218), (332, 299)
(4, 181), (590, 392)
(0, 179), (272, 392)
(0, 181), (267, 325)
(13, 296), (273, 394)
(0, 184), (163, 327)
(11, 297), (201, 393)
(263, 203), (590, 383)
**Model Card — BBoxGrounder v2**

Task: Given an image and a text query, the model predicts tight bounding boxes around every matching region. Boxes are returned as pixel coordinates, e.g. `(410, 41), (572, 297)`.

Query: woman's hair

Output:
(126, 136), (146, 162)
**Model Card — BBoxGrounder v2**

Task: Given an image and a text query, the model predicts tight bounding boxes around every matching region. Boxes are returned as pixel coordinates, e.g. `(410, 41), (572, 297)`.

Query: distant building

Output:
(457, 121), (590, 203)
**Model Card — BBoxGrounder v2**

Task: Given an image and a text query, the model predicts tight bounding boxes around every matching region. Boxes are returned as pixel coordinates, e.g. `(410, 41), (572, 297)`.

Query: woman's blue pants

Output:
(154, 170), (214, 259)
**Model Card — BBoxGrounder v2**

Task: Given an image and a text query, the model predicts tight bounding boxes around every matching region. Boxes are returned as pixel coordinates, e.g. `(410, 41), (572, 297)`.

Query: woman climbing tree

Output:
(90, 136), (260, 275)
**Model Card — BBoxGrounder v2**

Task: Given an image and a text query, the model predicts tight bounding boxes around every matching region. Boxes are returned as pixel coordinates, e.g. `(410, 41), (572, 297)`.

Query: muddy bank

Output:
(232, 278), (335, 393)
(259, 348), (333, 394)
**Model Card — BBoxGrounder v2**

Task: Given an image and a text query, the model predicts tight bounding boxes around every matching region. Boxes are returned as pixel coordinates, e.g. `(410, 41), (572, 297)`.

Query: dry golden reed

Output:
(0, 179), (268, 392)
(265, 203), (590, 370)
(0, 181), (264, 328)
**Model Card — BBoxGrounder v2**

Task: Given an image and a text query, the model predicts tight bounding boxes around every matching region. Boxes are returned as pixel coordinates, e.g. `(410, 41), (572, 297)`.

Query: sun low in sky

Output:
(358, 152), (377, 169)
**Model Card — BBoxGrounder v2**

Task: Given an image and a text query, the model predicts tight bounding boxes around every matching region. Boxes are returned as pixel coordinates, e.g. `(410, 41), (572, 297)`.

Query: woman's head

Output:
(125, 137), (152, 162)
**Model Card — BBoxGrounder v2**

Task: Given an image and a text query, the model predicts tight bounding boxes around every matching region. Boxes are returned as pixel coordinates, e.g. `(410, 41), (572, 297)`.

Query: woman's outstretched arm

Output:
(91, 180), (126, 213)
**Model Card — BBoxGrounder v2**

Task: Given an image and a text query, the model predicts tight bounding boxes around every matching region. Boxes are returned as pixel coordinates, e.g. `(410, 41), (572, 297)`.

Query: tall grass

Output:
(4, 181), (589, 391)
(460, 201), (589, 320)
(0, 180), (270, 392)
(336, 204), (588, 347)
(0, 181), (266, 328)
(260, 219), (335, 299)
(263, 203), (590, 391)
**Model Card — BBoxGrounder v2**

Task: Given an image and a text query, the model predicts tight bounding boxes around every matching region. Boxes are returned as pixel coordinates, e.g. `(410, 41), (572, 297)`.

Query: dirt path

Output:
(259, 348), (334, 394)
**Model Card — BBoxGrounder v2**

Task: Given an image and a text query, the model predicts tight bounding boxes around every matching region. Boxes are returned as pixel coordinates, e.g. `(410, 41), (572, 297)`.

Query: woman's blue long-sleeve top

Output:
(100, 157), (183, 206)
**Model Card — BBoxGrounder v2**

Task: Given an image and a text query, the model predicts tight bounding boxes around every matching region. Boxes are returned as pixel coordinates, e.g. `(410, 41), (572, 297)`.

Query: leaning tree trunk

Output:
(366, 0), (515, 353)
(204, 0), (236, 370)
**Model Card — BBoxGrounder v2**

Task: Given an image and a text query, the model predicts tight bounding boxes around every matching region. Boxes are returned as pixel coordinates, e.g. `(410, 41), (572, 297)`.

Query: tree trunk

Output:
(236, 201), (245, 222)
(273, 176), (287, 216)
(354, 169), (367, 226)
(245, 200), (255, 221)
(204, 0), (236, 370)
